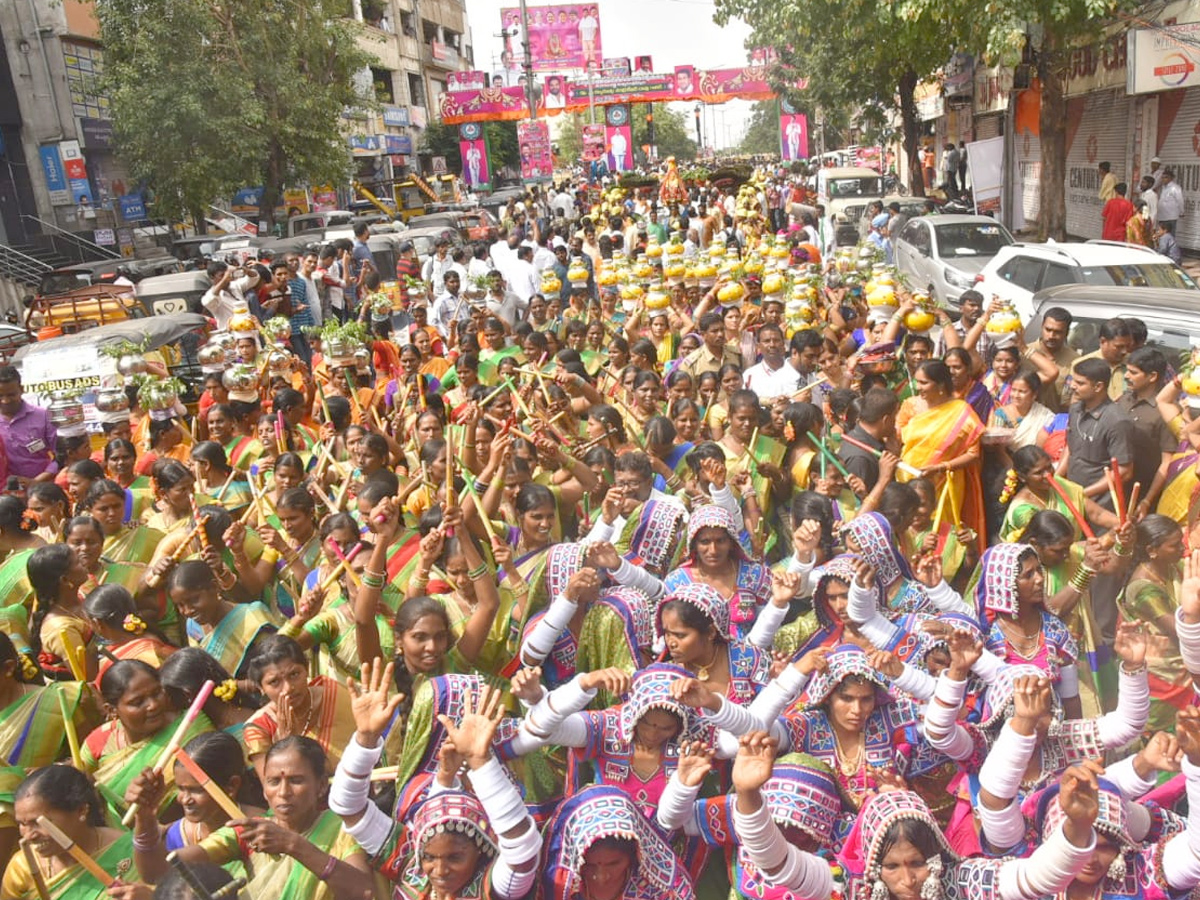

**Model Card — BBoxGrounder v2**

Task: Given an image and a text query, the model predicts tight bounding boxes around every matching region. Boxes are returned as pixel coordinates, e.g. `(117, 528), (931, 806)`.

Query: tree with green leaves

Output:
(97, 0), (376, 229)
(714, 0), (961, 195)
(632, 104), (696, 163)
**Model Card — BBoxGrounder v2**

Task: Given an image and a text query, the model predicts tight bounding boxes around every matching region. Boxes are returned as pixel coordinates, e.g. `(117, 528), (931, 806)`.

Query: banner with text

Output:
(458, 123), (492, 191)
(518, 120), (553, 181)
(440, 65), (801, 123)
(501, 4), (602, 72)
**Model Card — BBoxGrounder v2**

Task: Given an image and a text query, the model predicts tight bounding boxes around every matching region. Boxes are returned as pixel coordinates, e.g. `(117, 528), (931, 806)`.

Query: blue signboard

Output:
(119, 193), (146, 220)
(382, 106), (410, 127)
(40, 146), (70, 204)
(349, 134), (382, 154)
(385, 135), (413, 154)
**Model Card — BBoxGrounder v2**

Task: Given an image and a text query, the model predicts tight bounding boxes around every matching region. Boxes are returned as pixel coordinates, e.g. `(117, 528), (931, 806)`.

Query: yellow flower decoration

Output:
(214, 679), (238, 702)
(122, 614), (147, 635)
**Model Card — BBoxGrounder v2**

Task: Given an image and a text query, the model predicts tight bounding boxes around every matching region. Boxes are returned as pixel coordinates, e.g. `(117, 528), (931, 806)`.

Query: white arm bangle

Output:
(612, 559), (666, 600)
(746, 602), (789, 650)
(1097, 666), (1150, 747)
(977, 799), (1027, 853)
(470, 756), (530, 835)
(656, 772), (702, 833)
(1161, 758), (1200, 891)
(1104, 754), (1158, 801)
(1056, 663), (1080, 699)
(979, 724), (1038, 802)
(971, 650), (1006, 684)
(521, 593), (578, 664)
(847, 579), (879, 625)
(927, 579), (971, 615)
(704, 694), (762, 734)
(894, 662), (936, 701)
(733, 798), (789, 872)
(997, 823), (1095, 900)
(328, 736), (383, 816)
(1176, 609), (1200, 677)
(923, 674), (966, 736)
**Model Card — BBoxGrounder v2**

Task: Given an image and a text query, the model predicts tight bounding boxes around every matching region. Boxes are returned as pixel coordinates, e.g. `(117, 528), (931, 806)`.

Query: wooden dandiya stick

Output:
(122, 680), (216, 826)
(805, 430), (852, 480)
(317, 542), (365, 594)
(930, 476), (952, 534)
(444, 430), (457, 539)
(430, 564), (461, 593)
(479, 376), (516, 407)
(327, 537), (364, 588)
(37, 817), (115, 887)
(59, 630), (86, 682)
(1045, 477), (1096, 540)
(368, 766), (399, 782)
(174, 748), (246, 820)
(791, 373), (830, 398)
(212, 468), (238, 502)
(332, 469), (353, 512)
(460, 474), (497, 542)
(20, 839), (50, 900)
(57, 690), (84, 769)
(345, 368), (363, 421)
(317, 383), (332, 425)
(309, 478), (337, 514)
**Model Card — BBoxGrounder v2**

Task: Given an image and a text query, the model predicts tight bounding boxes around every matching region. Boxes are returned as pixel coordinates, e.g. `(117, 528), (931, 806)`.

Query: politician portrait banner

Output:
(458, 123), (492, 191)
(500, 4), (602, 72)
(518, 120), (553, 181)
(779, 100), (809, 161)
(605, 104), (632, 172)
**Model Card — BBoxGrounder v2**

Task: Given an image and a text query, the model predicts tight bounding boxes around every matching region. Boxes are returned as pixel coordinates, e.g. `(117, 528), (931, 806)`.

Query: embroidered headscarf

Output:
(683, 505), (747, 564)
(657, 582), (731, 642)
(1035, 778), (1141, 897)
(617, 663), (691, 742)
(973, 542), (1037, 622)
(840, 790), (959, 900)
(618, 499), (687, 576)
(802, 644), (895, 708)
(841, 513), (912, 585)
(761, 753), (841, 847)
(545, 542), (587, 601)
(542, 785), (696, 900)
(810, 555), (862, 633)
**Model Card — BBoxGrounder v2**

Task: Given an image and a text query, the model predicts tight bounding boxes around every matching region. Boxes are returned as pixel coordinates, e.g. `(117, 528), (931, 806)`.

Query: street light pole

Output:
(517, 0), (536, 119)
(694, 103), (702, 153)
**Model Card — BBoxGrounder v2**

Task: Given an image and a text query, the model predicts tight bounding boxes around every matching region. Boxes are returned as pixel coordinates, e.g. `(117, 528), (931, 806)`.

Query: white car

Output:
(893, 214), (1014, 306)
(974, 239), (1197, 321)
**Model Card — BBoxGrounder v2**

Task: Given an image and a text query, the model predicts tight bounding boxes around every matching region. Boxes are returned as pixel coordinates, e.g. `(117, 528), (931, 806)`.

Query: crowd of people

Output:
(2, 167), (1200, 900)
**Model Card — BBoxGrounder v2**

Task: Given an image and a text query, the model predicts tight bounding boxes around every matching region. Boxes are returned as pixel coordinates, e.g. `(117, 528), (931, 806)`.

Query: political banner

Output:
(605, 104), (632, 172)
(542, 74), (569, 111)
(779, 102), (809, 161)
(518, 120), (553, 181)
(458, 123), (492, 191)
(438, 85), (529, 123)
(582, 123), (606, 161)
(501, 4), (602, 72)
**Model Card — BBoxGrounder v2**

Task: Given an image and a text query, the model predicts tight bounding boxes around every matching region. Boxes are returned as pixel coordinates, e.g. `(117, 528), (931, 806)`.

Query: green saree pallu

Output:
(104, 525), (165, 566)
(0, 681), (101, 769)
(0, 547), (37, 612)
(2, 831), (135, 900)
(187, 601), (280, 681)
(83, 712), (215, 825)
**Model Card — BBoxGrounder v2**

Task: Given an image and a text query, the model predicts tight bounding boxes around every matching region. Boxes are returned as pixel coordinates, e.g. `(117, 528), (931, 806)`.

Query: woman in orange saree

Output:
(900, 359), (986, 553)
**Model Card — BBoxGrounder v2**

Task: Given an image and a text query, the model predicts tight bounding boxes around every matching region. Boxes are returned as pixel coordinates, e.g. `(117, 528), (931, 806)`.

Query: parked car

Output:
(1024, 284), (1200, 366)
(976, 240), (1197, 322)
(286, 210), (354, 238)
(401, 226), (463, 260)
(894, 214), (1015, 305)
(34, 256), (180, 300)
(135, 270), (213, 316)
(816, 167), (884, 246)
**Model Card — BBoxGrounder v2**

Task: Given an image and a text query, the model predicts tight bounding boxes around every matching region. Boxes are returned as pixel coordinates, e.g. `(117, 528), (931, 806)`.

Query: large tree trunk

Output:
(897, 67), (924, 197)
(1038, 30), (1068, 241)
(258, 142), (286, 235)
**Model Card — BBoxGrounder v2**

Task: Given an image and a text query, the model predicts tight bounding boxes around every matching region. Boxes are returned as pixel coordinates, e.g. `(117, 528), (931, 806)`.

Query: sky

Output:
(460, 0), (757, 150)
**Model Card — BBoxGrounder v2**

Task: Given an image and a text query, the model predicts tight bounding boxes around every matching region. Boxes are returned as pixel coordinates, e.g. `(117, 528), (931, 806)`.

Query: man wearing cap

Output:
(1149, 156), (1164, 190)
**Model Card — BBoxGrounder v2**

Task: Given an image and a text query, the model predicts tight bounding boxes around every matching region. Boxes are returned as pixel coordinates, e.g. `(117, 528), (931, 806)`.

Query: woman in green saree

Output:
(0, 496), (47, 616)
(63, 515), (144, 613)
(169, 560), (277, 682)
(141, 461), (198, 537)
(159, 649), (254, 743)
(81, 660), (213, 824)
(81, 479), (164, 570)
(3, 765), (135, 900)
(102, 439), (154, 522)
(26, 483), (68, 547)
(999, 445), (1118, 544)
(1118, 514), (1190, 732)
(132, 736), (374, 900)
(259, 487), (322, 621)
(190, 442), (253, 517)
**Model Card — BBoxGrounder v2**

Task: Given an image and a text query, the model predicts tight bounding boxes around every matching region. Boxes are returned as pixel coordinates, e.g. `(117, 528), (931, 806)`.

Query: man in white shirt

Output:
(298, 251), (324, 326)
(421, 238), (455, 296)
(430, 270), (469, 337)
(507, 245), (539, 306)
(743, 323), (801, 401)
(578, 7), (599, 65)
(532, 234), (557, 277)
(490, 231), (513, 274)
(485, 269), (524, 325)
(201, 261), (260, 331)
(1138, 176), (1158, 225)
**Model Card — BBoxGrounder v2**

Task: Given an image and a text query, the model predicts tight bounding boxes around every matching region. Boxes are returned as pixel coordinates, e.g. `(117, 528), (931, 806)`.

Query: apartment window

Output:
(399, 11), (416, 36)
(371, 67), (395, 103)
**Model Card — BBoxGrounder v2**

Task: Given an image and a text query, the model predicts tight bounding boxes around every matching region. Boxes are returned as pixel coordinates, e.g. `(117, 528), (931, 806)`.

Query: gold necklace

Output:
(695, 644), (721, 682)
(833, 730), (865, 777)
